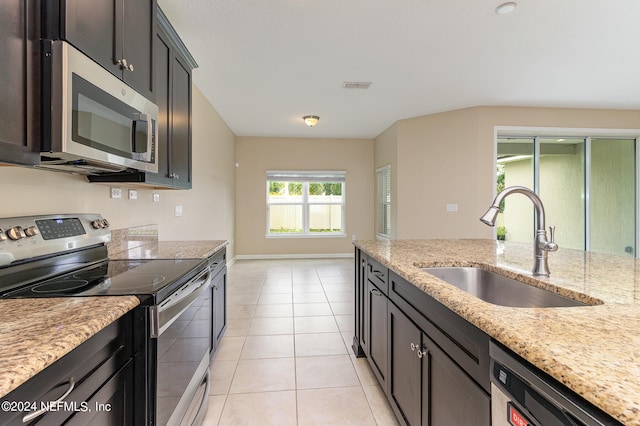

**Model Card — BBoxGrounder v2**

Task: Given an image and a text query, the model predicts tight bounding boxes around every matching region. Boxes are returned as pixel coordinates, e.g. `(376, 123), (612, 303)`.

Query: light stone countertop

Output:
(354, 239), (640, 425)
(0, 296), (140, 398)
(109, 240), (228, 260)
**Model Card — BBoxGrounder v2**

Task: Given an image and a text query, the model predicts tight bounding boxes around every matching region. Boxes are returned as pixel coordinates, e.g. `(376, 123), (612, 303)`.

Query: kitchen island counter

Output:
(0, 296), (139, 398)
(355, 239), (640, 425)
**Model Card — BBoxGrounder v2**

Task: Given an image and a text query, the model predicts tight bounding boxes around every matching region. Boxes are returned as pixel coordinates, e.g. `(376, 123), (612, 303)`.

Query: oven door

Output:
(154, 267), (212, 426)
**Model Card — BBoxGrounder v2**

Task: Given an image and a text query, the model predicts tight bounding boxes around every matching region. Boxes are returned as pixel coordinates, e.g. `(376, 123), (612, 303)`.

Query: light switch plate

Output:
(175, 205), (183, 217)
(446, 203), (458, 212)
(128, 189), (138, 200)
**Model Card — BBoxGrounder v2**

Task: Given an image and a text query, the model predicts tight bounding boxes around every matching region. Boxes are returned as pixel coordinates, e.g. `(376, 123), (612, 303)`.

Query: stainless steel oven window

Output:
(155, 268), (212, 426)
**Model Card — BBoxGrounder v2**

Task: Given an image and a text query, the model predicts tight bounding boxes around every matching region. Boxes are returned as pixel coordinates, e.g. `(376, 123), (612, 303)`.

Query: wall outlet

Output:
(110, 187), (122, 199)
(174, 205), (183, 217)
(446, 203), (458, 212)
(152, 193), (160, 202)
(128, 189), (138, 200)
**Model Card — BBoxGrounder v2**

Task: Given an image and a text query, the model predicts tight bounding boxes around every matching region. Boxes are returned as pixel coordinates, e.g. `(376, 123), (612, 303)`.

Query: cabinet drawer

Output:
(389, 271), (491, 392)
(366, 257), (388, 294)
(0, 312), (133, 425)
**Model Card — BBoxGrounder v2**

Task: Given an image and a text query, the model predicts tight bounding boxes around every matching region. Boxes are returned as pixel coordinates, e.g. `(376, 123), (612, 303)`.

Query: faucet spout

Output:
(480, 186), (558, 276)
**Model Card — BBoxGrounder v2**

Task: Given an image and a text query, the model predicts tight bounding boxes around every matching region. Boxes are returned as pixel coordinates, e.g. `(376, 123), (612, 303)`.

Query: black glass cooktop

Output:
(1, 258), (206, 302)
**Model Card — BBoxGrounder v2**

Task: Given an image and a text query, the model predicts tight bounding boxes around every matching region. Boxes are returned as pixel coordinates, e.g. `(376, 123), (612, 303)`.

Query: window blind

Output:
(376, 165), (391, 237)
(266, 170), (346, 182)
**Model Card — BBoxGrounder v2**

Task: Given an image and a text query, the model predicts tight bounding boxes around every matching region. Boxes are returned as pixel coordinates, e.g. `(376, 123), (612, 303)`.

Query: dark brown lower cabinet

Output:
(366, 279), (387, 384)
(388, 302), (490, 426)
(65, 360), (134, 426)
(389, 301), (422, 426)
(212, 266), (227, 352)
(0, 311), (135, 425)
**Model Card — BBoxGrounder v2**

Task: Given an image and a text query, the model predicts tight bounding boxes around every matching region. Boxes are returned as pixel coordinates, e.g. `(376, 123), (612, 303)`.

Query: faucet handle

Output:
(545, 225), (558, 252)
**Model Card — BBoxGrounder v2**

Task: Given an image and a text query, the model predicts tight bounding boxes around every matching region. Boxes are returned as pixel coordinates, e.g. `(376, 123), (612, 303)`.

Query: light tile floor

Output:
(202, 258), (399, 426)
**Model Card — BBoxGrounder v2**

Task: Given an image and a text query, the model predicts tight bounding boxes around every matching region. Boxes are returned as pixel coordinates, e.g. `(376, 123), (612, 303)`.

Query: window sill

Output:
(266, 233), (347, 239)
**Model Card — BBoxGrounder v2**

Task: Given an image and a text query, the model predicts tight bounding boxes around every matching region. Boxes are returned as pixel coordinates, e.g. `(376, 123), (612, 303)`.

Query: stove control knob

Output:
(101, 219), (110, 228)
(6, 226), (26, 241)
(24, 226), (39, 237)
(0, 230), (7, 242)
(91, 220), (104, 229)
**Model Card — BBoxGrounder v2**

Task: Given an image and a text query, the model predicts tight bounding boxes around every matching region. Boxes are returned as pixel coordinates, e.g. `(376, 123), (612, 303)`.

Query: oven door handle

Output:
(191, 370), (211, 425)
(151, 266), (212, 337)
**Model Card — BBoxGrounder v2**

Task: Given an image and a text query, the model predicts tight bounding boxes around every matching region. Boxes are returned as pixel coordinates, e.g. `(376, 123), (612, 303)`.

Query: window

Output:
(266, 171), (345, 237)
(376, 165), (391, 238)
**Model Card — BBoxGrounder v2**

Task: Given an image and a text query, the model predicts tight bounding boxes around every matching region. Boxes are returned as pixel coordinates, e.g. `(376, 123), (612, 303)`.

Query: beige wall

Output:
(235, 137), (374, 256)
(0, 85), (237, 259)
(395, 108), (487, 239)
(375, 106), (640, 240)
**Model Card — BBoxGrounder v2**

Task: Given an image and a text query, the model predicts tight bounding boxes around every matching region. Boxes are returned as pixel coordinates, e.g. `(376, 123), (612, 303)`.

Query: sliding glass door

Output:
(496, 135), (637, 257)
(538, 138), (585, 251)
(590, 138), (635, 256)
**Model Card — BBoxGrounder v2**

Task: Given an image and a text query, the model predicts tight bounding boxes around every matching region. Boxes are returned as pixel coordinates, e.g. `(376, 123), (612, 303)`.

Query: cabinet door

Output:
(389, 302), (422, 426)
(0, 0), (39, 165)
(122, 0), (155, 100)
(63, 0), (120, 77)
(366, 280), (388, 384)
(152, 28), (173, 185)
(353, 250), (366, 357)
(66, 360), (134, 426)
(427, 340), (490, 426)
(63, 0), (154, 100)
(212, 270), (227, 352)
(170, 54), (192, 188)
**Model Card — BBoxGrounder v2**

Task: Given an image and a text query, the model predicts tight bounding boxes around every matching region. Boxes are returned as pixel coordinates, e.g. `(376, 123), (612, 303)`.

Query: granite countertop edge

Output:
(0, 296), (140, 399)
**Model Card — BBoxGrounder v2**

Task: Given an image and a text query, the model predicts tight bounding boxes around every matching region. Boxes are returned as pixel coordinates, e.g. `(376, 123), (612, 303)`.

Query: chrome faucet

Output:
(480, 186), (558, 276)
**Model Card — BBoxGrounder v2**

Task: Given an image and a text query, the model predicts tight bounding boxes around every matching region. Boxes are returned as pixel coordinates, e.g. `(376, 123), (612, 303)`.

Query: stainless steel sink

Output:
(422, 267), (587, 308)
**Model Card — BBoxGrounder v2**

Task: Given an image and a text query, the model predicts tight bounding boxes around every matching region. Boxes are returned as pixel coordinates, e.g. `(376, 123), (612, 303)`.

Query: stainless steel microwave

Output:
(39, 40), (158, 174)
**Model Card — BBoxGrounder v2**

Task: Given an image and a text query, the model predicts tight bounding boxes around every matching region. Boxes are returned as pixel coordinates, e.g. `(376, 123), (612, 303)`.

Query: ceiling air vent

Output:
(343, 81), (372, 89)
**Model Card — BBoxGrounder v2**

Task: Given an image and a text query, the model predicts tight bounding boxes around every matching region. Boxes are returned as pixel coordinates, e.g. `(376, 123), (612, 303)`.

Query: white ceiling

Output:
(157, 0), (640, 139)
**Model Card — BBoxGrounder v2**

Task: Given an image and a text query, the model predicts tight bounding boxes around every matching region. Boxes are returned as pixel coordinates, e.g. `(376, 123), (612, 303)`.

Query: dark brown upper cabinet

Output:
(88, 7), (197, 189)
(47, 0), (156, 101)
(0, 0), (41, 166)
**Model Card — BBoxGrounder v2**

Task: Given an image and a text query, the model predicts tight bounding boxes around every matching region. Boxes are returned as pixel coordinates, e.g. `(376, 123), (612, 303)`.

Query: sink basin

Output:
(422, 267), (587, 308)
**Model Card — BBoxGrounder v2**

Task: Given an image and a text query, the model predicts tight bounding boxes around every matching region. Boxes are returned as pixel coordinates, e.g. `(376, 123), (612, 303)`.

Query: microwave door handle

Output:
(131, 113), (150, 154)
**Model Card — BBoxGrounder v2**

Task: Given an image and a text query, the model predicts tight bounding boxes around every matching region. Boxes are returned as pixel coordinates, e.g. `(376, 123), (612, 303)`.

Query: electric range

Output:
(0, 214), (212, 425)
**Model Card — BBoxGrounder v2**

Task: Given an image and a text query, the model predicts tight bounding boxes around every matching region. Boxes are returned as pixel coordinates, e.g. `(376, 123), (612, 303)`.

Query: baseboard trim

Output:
(235, 253), (354, 260)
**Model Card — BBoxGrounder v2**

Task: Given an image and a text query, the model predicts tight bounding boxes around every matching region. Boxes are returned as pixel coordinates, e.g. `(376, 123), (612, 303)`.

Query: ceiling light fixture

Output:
(495, 1), (517, 15)
(303, 115), (320, 127)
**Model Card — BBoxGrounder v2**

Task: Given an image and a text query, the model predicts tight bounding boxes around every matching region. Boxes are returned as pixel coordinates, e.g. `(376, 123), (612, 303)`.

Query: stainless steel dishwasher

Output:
(490, 342), (621, 426)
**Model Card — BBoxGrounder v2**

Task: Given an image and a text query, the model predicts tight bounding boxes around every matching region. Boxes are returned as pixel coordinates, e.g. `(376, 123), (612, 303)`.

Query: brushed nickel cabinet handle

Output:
(410, 343), (428, 359)
(116, 58), (134, 71)
(22, 377), (75, 423)
(372, 270), (385, 279)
